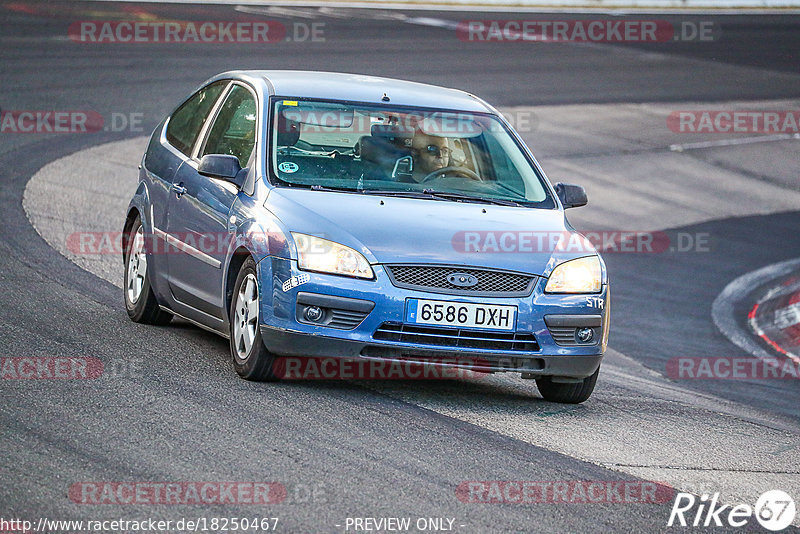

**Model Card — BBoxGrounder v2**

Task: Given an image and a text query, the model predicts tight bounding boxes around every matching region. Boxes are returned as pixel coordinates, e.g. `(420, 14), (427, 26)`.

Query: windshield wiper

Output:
(420, 189), (522, 207)
(359, 189), (442, 199)
(303, 186), (522, 206)
(309, 184), (358, 193)
(293, 185), (432, 197)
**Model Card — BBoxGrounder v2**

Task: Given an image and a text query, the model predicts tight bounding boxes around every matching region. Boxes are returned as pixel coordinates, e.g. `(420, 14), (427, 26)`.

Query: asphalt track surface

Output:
(2, 2), (800, 533)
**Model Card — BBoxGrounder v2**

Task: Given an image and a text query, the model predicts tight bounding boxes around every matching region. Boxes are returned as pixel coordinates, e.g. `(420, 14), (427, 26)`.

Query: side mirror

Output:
(198, 154), (246, 188)
(555, 182), (588, 209)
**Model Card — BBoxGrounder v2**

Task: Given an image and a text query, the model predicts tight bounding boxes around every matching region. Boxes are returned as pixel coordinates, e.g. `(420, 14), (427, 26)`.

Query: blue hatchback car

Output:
(124, 71), (609, 403)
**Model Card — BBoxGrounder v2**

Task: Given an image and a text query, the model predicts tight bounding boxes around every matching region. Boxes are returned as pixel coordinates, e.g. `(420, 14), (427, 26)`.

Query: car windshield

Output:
(268, 98), (553, 207)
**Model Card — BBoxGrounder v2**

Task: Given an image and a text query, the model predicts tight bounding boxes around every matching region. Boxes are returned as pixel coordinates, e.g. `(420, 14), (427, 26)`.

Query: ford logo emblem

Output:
(447, 273), (479, 288)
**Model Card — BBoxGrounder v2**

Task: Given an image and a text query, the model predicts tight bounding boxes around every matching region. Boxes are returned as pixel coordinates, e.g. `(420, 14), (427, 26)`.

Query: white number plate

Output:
(405, 299), (517, 331)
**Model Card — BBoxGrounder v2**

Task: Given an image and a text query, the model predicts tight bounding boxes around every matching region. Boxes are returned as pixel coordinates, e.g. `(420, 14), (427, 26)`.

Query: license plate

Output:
(406, 299), (517, 331)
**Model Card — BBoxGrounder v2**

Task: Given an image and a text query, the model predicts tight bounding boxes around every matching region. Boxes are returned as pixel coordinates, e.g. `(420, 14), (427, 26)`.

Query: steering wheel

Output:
(421, 166), (482, 183)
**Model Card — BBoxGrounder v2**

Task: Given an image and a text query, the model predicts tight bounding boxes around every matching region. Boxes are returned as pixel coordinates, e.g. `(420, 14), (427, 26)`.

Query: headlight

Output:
(545, 256), (602, 293)
(291, 233), (373, 279)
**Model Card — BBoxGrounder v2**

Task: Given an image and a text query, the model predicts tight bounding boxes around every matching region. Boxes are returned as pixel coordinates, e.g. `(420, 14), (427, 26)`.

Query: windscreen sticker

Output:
(282, 100), (298, 106)
(278, 161), (299, 173)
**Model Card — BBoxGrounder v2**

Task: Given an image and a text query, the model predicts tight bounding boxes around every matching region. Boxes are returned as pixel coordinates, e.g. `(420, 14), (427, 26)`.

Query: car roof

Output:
(214, 70), (493, 113)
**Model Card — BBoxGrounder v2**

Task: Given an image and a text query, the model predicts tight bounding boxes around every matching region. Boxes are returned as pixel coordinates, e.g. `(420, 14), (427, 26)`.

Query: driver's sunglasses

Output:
(424, 145), (452, 158)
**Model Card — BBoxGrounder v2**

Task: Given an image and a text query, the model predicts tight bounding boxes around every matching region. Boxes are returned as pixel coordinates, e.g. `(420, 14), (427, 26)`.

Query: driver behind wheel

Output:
(410, 131), (451, 182)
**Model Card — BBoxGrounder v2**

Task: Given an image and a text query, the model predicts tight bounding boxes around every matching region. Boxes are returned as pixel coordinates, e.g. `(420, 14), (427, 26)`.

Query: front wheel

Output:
(229, 257), (281, 381)
(535, 367), (599, 404)
(123, 215), (172, 325)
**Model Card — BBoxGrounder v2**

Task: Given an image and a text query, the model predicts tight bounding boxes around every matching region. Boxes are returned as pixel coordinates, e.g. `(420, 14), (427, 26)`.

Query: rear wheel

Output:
(535, 367), (599, 404)
(123, 215), (172, 325)
(230, 257), (281, 381)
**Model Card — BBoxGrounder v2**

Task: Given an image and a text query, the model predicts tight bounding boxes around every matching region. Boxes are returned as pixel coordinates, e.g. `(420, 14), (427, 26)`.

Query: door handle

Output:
(171, 182), (187, 197)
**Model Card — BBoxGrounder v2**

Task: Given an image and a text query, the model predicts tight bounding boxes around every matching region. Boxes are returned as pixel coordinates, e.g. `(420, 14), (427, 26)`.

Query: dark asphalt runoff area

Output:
(1, 2), (799, 533)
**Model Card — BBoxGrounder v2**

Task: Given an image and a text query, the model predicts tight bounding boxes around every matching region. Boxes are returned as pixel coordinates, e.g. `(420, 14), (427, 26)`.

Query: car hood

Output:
(265, 189), (596, 277)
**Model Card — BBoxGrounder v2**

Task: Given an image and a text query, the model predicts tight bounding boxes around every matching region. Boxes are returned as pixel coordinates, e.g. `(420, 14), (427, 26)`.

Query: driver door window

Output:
(201, 85), (257, 168)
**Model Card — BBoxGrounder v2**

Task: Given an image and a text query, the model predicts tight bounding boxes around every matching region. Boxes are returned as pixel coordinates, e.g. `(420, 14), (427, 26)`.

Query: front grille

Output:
(384, 265), (535, 297)
(373, 322), (539, 352)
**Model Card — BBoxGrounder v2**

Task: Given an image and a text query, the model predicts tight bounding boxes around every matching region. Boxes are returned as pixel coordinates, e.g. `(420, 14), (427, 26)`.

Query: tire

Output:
(535, 367), (599, 404)
(123, 215), (173, 325)
(229, 257), (281, 381)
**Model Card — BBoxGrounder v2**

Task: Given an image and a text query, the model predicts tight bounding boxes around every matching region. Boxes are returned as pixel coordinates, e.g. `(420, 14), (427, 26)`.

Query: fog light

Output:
(304, 306), (324, 322)
(576, 327), (594, 343)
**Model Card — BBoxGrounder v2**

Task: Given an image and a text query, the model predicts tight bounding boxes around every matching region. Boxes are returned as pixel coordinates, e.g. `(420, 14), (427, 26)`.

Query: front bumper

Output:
(258, 257), (609, 379)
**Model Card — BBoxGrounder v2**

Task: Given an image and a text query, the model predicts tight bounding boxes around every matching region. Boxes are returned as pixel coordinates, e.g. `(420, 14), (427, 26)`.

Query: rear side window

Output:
(166, 81), (227, 156)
